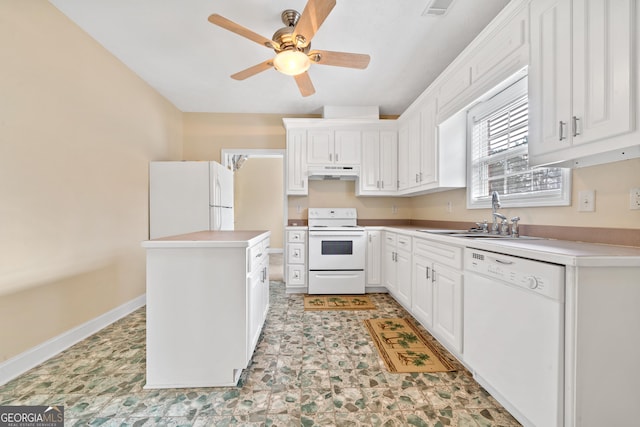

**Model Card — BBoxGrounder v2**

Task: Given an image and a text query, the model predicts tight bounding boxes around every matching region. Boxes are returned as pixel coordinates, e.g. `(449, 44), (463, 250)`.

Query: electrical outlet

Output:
(631, 188), (640, 210)
(446, 201), (453, 213)
(578, 190), (595, 212)
(391, 205), (398, 214)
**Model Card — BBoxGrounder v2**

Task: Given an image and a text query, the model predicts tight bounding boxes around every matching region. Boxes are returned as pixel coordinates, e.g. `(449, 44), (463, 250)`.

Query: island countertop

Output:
(141, 230), (270, 249)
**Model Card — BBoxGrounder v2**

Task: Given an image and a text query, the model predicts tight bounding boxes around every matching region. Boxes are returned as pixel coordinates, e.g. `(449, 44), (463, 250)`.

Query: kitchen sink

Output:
(417, 229), (544, 240)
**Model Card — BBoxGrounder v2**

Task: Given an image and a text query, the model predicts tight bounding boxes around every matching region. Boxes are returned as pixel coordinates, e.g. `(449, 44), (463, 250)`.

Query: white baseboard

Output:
(0, 294), (146, 386)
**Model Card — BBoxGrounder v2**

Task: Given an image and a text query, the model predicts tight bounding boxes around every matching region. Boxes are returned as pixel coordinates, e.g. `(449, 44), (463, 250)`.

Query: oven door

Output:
(308, 230), (366, 271)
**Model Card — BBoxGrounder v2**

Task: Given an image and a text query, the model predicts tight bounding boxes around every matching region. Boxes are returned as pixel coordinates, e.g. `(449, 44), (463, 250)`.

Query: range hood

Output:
(307, 165), (359, 180)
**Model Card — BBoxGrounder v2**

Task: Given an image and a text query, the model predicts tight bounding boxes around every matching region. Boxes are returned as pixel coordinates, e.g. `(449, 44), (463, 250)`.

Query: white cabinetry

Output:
(529, 0), (637, 167)
(366, 229), (382, 287)
(436, 0), (529, 122)
(412, 237), (464, 356)
(307, 129), (361, 166)
(248, 237), (270, 354)
(359, 129), (398, 195)
(286, 129), (307, 195)
(397, 96), (466, 196)
(383, 231), (412, 310)
(285, 227), (307, 293)
(143, 231), (270, 388)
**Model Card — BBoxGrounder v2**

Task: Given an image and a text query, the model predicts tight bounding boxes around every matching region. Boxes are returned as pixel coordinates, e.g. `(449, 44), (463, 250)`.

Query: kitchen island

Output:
(142, 230), (270, 388)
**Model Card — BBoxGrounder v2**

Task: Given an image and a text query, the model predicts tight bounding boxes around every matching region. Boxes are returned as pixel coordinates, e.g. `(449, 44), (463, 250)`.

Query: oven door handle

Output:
(309, 231), (365, 237)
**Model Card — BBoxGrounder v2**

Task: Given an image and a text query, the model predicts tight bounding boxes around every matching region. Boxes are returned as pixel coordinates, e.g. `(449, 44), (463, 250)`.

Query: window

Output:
(467, 77), (571, 209)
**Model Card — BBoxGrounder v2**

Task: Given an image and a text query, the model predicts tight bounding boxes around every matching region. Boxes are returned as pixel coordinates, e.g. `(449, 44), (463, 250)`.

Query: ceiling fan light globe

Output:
(273, 50), (311, 76)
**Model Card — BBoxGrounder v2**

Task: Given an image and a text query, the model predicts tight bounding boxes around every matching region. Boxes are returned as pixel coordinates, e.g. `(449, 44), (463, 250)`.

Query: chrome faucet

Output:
(491, 191), (501, 233)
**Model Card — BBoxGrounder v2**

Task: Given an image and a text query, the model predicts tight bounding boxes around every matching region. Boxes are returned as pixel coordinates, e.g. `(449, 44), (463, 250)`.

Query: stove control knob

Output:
(526, 276), (539, 289)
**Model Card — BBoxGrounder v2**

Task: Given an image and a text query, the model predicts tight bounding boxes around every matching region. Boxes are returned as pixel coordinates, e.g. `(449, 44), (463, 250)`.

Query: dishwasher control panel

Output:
(464, 249), (565, 302)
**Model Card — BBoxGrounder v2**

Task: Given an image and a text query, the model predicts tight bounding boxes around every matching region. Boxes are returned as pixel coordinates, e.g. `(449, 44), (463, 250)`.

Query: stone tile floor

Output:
(1, 281), (521, 426)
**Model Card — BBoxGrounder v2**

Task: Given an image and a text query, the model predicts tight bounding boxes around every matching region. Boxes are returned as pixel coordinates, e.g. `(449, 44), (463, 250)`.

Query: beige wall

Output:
(182, 113), (318, 162)
(288, 181), (412, 221)
(0, 2), (183, 361)
(411, 158), (640, 229)
(234, 158), (284, 249)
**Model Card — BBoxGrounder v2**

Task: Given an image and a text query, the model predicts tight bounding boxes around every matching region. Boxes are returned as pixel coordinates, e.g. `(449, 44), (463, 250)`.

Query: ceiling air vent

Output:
(422, 0), (456, 16)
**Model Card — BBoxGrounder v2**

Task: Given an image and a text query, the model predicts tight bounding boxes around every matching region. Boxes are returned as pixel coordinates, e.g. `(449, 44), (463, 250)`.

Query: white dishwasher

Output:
(464, 248), (565, 427)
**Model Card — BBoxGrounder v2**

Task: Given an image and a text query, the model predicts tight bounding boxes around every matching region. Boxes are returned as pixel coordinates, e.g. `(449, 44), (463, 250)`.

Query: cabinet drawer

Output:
(287, 243), (306, 264)
(287, 230), (306, 243)
(249, 242), (267, 273)
(287, 265), (306, 285)
(385, 232), (397, 245)
(397, 234), (412, 251)
(414, 238), (463, 269)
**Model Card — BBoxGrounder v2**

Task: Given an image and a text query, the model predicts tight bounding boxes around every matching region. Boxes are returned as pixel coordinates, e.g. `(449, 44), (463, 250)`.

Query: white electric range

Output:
(307, 208), (366, 294)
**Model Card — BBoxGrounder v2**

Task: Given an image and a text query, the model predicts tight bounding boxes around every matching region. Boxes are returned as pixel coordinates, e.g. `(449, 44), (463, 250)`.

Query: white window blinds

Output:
(467, 77), (570, 208)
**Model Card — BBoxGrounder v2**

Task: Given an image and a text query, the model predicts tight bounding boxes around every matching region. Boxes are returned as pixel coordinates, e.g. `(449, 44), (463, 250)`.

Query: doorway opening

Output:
(222, 149), (286, 256)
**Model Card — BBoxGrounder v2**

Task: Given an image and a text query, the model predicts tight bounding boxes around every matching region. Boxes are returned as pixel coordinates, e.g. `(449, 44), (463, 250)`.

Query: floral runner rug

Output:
(303, 295), (376, 310)
(364, 318), (456, 373)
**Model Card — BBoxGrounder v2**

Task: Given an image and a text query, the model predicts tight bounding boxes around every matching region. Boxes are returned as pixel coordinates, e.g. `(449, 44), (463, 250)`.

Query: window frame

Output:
(466, 77), (571, 209)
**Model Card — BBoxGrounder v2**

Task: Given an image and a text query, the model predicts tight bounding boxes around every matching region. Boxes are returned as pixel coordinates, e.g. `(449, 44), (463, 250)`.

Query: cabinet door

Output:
(286, 130), (308, 195)
(366, 230), (381, 285)
(361, 131), (381, 191)
(397, 123), (411, 190)
(379, 131), (398, 191)
(529, 0), (572, 157)
(383, 245), (397, 293)
(395, 248), (412, 309)
(307, 130), (334, 164)
(412, 255), (434, 329)
(408, 113), (422, 188)
(334, 130), (361, 165)
(571, 0), (634, 146)
(433, 263), (463, 354)
(420, 99), (437, 185)
(247, 269), (262, 355)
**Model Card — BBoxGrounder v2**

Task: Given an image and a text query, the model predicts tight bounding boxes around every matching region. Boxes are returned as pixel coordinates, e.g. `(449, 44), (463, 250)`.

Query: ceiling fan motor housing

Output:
(272, 9), (310, 52)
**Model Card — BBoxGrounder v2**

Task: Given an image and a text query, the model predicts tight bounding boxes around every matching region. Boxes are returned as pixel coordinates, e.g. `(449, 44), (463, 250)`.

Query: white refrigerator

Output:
(149, 161), (234, 239)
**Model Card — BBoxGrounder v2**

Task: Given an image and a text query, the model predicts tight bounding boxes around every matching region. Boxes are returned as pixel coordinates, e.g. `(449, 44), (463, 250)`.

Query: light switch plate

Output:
(631, 188), (640, 210)
(578, 190), (595, 212)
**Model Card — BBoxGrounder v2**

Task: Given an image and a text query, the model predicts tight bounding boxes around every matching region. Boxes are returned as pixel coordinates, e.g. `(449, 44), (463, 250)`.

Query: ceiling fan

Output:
(208, 0), (370, 97)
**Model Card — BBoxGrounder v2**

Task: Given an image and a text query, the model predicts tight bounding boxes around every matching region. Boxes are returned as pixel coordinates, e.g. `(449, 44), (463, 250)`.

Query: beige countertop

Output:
(381, 226), (640, 267)
(142, 230), (270, 249)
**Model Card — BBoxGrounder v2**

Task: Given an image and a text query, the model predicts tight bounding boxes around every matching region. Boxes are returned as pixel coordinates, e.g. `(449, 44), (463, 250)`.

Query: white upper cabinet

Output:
(436, 1), (529, 123)
(286, 129), (307, 195)
(307, 129), (361, 166)
(529, 0), (637, 167)
(359, 128), (398, 195)
(397, 95), (466, 196)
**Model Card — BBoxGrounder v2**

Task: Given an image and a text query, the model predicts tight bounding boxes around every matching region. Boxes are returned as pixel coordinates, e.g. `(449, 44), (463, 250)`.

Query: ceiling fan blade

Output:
(293, 0), (336, 47)
(308, 50), (370, 69)
(230, 59), (274, 80)
(208, 14), (279, 50)
(294, 72), (316, 97)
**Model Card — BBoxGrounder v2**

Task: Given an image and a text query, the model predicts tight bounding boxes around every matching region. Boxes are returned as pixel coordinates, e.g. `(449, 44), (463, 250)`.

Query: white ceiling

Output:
(48, 0), (510, 116)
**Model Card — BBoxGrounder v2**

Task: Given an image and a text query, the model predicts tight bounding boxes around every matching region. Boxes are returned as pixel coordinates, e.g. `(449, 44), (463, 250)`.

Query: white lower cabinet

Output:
(144, 231), (270, 388)
(248, 238), (269, 356)
(285, 227), (307, 293)
(411, 236), (464, 357)
(432, 262), (463, 354)
(383, 231), (412, 310)
(366, 229), (382, 286)
(412, 252), (434, 329)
